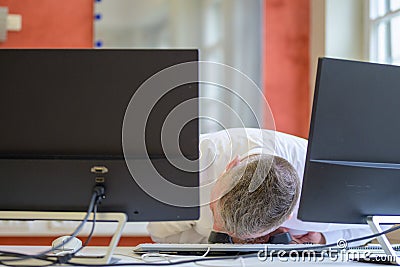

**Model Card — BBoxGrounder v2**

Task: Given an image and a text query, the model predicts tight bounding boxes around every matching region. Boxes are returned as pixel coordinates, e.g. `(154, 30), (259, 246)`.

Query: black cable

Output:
(64, 224), (400, 267)
(8, 190), (103, 267)
(283, 223), (400, 252)
(0, 186), (103, 264)
(55, 195), (101, 265)
(65, 254), (258, 267)
(0, 258), (56, 267)
(70, 195), (100, 257)
(2, 225), (400, 267)
(0, 253), (57, 266)
(36, 191), (97, 257)
(342, 224), (400, 247)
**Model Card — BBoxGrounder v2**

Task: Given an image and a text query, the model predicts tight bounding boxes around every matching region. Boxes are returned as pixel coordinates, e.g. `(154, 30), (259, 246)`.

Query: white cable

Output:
(201, 247), (211, 257)
(141, 253), (173, 263)
(194, 258), (245, 267)
(239, 256), (245, 267)
(112, 253), (143, 261)
(139, 246), (213, 264)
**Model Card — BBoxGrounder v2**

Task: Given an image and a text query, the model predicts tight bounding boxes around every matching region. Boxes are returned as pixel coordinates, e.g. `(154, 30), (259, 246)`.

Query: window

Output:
(368, 0), (400, 64)
(94, 0), (263, 134)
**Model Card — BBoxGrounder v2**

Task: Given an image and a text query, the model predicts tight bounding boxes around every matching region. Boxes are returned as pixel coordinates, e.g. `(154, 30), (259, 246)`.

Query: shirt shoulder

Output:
(272, 131), (308, 179)
(199, 128), (308, 182)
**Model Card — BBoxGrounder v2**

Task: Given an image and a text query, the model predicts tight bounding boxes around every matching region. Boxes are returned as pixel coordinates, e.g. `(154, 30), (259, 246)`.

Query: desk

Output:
(0, 246), (386, 266)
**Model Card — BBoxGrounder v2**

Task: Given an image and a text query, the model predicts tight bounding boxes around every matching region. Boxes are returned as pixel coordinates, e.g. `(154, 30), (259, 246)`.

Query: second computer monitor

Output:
(299, 58), (400, 224)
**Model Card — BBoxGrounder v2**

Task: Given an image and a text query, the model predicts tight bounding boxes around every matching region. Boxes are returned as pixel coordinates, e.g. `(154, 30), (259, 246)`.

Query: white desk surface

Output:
(0, 245), (388, 266)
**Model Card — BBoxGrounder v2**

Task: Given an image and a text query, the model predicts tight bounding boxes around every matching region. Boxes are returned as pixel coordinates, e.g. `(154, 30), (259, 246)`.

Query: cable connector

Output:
(93, 185), (105, 200)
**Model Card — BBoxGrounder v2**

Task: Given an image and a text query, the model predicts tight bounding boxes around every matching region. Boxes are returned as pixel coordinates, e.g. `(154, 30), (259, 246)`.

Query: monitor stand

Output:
(0, 211), (127, 264)
(366, 215), (400, 265)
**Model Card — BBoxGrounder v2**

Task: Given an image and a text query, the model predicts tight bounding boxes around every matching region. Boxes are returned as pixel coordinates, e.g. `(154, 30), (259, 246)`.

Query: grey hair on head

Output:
(218, 154), (300, 239)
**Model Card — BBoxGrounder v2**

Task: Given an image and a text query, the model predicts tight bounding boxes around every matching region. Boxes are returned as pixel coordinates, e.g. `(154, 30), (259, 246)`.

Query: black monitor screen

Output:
(298, 58), (400, 224)
(0, 49), (199, 221)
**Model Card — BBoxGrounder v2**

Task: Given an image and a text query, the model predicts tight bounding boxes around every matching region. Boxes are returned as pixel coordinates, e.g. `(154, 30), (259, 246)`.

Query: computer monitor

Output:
(0, 49), (199, 222)
(298, 58), (400, 224)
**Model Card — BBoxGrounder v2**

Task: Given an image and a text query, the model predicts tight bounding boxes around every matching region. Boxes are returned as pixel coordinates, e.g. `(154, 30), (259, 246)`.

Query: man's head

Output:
(210, 154), (300, 241)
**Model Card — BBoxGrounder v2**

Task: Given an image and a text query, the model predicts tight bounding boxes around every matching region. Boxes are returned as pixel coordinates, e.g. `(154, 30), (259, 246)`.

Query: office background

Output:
(0, 0), (399, 245)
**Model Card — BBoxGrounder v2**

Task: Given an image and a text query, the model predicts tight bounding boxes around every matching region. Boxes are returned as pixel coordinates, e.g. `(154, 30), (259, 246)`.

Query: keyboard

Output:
(133, 243), (400, 257)
(133, 243), (326, 256)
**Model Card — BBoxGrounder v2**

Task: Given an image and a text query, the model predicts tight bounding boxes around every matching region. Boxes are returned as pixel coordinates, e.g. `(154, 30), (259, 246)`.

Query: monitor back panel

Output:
(0, 49), (199, 221)
(298, 58), (400, 224)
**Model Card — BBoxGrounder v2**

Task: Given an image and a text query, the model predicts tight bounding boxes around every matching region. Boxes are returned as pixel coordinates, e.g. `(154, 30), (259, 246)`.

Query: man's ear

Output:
(225, 155), (240, 171)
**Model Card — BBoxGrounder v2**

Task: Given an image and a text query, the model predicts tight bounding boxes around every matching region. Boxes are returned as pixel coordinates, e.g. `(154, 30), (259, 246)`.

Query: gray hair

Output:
(218, 154), (300, 239)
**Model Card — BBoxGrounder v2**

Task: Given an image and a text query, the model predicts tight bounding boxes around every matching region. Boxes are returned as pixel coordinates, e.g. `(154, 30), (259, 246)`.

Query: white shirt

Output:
(147, 128), (373, 246)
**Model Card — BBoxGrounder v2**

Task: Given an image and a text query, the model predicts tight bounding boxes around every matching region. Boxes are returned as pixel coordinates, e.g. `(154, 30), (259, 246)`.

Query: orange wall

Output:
(264, 0), (310, 138)
(0, 1), (119, 246)
(0, 0), (93, 48)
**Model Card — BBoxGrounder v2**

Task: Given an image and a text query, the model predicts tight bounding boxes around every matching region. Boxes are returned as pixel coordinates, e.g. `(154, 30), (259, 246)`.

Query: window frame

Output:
(367, 0), (400, 64)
